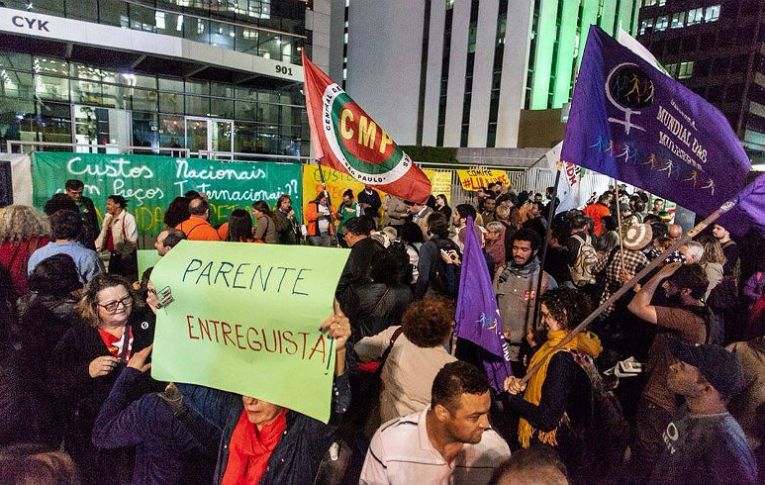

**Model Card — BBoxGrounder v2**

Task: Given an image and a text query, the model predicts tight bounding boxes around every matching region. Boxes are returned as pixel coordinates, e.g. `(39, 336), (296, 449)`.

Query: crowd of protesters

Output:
(1, 178), (764, 484)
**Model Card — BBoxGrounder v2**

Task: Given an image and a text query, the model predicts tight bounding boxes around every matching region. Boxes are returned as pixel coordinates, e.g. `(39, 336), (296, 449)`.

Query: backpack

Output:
(430, 238), (461, 299)
(569, 234), (599, 286)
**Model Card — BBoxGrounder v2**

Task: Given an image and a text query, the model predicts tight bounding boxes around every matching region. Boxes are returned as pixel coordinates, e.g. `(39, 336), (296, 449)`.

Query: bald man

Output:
(176, 198), (220, 241)
(668, 224), (682, 241)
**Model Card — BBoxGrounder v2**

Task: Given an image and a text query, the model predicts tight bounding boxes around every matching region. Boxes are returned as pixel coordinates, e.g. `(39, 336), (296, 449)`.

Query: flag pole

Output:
(517, 196), (737, 385)
(315, 157), (330, 205)
(530, 167), (562, 335)
(614, 181), (626, 276)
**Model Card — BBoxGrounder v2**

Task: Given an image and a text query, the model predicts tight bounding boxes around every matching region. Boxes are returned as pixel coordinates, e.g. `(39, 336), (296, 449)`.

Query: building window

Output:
(643, 0), (657, 6)
(671, 12), (685, 29)
(705, 5), (721, 23)
(655, 16), (669, 32)
(678, 61), (694, 79)
(640, 18), (654, 35)
(658, 0), (666, 5)
(687, 8), (703, 26)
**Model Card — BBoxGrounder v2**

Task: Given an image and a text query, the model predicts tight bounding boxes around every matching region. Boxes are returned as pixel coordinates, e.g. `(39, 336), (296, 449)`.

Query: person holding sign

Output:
(305, 193), (335, 247)
(96, 195), (139, 280)
(169, 306), (352, 485)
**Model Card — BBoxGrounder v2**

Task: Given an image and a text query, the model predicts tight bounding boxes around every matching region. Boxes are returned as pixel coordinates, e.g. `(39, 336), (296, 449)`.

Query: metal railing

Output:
(6, 140), (192, 157)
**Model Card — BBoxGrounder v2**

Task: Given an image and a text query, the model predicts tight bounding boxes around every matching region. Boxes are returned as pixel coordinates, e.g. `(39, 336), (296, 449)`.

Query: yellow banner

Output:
(423, 169), (452, 196)
(302, 164), (377, 216)
(456, 168), (510, 192)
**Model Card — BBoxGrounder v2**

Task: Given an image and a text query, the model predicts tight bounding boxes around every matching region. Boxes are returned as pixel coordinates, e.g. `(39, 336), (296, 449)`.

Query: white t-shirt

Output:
(360, 408), (511, 485)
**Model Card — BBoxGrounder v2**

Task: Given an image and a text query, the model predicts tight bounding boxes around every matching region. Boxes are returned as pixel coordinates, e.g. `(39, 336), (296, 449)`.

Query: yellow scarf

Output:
(517, 329), (603, 448)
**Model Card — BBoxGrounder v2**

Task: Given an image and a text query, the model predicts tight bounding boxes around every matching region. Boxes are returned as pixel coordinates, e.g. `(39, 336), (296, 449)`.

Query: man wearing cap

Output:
(627, 262), (711, 474)
(648, 340), (757, 484)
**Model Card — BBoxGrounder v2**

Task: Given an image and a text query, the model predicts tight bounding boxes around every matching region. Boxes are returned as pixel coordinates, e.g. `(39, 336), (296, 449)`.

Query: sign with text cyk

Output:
(150, 241), (350, 423)
(561, 26), (750, 217)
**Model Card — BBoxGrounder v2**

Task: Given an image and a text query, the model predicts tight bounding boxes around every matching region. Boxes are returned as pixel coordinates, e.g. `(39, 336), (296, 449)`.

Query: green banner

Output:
(32, 152), (303, 237)
(149, 241), (350, 423)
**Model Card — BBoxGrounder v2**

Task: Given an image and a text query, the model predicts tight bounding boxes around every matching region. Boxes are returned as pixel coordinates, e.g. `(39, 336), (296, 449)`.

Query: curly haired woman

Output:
(503, 286), (603, 483)
(0, 205), (50, 299)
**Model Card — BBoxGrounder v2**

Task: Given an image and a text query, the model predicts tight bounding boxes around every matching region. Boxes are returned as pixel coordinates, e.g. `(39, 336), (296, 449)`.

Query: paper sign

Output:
(456, 168), (510, 192)
(424, 169), (453, 196)
(149, 241), (350, 423)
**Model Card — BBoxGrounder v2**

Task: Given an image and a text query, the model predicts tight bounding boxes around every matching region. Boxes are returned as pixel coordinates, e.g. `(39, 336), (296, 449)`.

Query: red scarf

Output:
(222, 408), (288, 485)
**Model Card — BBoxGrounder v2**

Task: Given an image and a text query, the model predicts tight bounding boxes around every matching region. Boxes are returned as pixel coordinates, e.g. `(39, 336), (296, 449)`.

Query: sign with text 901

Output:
(275, 65), (294, 76)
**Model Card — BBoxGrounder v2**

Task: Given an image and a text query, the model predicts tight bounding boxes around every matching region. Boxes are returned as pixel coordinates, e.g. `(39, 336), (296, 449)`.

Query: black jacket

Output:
(336, 237), (385, 304)
(357, 189), (382, 218)
(345, 282), (413, 341)
(274, 209), (299, 245)
(177, 373), (351, 485)
(79, 196), (100, 250)
(46, 312), (159, 483)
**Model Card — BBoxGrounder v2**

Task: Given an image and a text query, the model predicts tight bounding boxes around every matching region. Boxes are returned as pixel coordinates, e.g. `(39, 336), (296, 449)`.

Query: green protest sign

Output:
(32, 152), (302, 237)
(137, 250), (162, 280)
(149, 241), (350, 423)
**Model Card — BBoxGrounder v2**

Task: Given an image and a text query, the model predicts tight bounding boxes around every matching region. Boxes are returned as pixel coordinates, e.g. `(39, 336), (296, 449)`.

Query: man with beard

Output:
(480, 196), (497, 226)
(494, 229), (556, 375)
(627, 262), (710, 478)
(360, 361), (510, 484)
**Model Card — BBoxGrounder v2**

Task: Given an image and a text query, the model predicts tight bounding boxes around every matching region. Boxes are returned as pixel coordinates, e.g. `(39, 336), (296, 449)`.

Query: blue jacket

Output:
(178, 373), (351, 485)
(92, 368), (218, 485)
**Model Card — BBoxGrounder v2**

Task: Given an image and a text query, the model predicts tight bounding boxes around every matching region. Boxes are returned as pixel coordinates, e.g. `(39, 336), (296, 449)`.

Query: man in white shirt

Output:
(360, 361), (510, 485)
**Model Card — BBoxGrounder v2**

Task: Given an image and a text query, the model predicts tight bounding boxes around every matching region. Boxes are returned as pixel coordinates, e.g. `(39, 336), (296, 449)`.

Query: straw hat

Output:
(623, 223), (653, 251)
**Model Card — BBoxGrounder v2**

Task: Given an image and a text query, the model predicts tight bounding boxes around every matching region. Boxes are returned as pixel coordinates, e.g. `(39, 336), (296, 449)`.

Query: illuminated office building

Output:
(0, 0), (330, 156)
(330, 0), (640, 148)
(637, 0), (765, 153)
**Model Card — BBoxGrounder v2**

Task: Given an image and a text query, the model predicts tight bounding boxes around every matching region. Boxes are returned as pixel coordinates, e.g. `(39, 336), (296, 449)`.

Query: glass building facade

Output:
(0, 0), (310, 157)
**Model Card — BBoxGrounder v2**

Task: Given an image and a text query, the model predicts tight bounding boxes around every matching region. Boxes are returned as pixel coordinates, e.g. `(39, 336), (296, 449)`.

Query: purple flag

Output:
(455, 217), (512, 392)
(561, 26), (750, 216)
(717, 173), (765, 237)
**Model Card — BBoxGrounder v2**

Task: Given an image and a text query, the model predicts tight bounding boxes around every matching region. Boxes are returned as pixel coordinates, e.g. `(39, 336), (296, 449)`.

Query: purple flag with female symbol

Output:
(561, 26), (751, 216)
(455, 217), (512, 392)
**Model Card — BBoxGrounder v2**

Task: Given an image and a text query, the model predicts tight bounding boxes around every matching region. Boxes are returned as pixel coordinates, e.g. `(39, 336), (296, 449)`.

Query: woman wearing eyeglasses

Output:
(47, 273), (157, 484)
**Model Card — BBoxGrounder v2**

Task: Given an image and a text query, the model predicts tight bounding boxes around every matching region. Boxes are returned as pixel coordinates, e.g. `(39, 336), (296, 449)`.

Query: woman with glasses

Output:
(47, 273), (157, 484)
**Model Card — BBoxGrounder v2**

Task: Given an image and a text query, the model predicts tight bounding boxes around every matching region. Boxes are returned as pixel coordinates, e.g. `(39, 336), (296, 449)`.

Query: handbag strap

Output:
(374, 326), (404, 379)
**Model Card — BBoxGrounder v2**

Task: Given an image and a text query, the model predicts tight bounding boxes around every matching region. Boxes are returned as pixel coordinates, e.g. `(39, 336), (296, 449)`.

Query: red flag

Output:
(302, 53), (432, 203)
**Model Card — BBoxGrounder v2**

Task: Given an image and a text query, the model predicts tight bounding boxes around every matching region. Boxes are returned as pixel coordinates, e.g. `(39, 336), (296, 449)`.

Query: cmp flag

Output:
(302, 53), (432, 203)
(455, 217), (513, 392)
(561, 26), (751, 216)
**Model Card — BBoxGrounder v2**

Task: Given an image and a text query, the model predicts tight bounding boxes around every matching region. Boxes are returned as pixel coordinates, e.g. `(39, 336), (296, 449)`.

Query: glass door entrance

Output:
(184, 117), (234, 156)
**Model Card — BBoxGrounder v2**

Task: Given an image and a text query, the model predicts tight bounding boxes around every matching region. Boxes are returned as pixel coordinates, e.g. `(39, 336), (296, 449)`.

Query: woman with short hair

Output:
(354, 296), (457, 432)
(504, 287), (606, 483)
(47, 273), (157, 484)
